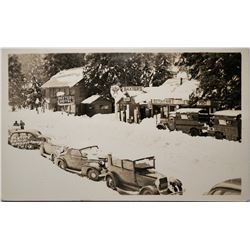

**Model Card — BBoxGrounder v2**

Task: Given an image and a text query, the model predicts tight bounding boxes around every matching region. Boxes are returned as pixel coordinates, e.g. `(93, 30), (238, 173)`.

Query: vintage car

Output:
(8, 129), (47, 149)
(40, 137), (66, 162)
(209, 110), (241, 141)
(55, 145), (107, 181)
(170, 108), (211, 136)
(105, 154), (183, 195)
(206, 178), (241, 195)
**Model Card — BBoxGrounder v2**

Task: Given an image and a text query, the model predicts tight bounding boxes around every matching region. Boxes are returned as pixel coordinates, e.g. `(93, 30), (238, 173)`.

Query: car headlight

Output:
(99, 161), (105, 166)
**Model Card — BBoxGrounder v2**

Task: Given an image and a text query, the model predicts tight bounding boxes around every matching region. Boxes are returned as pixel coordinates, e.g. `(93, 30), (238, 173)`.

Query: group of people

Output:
(13, 120), (25, 130)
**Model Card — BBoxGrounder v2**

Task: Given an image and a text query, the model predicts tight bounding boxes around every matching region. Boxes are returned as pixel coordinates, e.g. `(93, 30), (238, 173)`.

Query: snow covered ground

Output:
(2, 109), (246, 200)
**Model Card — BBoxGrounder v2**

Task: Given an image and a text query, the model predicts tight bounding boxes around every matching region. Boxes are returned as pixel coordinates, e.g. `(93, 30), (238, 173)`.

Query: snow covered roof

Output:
(176, 108), (205, 113)
(134, 78), (199, 103)
(81, 95), (101, 104)
(214, 110), (241, 117)
(41, 67), (84, 88)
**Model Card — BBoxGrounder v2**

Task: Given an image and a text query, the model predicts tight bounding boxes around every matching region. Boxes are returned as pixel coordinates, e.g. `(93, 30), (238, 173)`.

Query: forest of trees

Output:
(8, 52), (241, 110)
(178, 53), (241, 109)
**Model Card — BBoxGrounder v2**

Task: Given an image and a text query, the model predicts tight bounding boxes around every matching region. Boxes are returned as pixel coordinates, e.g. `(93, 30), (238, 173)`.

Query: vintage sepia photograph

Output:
(1, 48), (249, 201)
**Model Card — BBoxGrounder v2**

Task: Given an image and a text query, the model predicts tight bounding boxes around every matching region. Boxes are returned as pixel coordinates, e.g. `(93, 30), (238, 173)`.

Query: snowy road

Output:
(2, 109), (246, 200)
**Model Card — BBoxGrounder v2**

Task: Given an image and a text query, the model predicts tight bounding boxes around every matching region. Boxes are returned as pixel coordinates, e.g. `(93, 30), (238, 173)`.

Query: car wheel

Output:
(50, 154), (55, 163)
(156, 125), (166, 130)
(18, 144), (25, 149)
(106, 175), (117, 190)
(139, 186), (159, 195)
(40, 145), (45, 155)
(58, 160), (66, 170)
(87, 168), (100, 181)
(26, 144), (34, 150)
(190, 128), (199, 137)
(215, 132), (224, 140)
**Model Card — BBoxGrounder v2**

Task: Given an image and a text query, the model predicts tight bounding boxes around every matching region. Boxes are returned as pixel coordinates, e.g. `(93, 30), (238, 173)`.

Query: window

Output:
(219, 119), (227, 125)
(180, 114), (188, 120)
(170, 106), (175, 112)
(65, 88), (69, 95)
(71, 149), (81, 157)
(123, 160), (134, 170)
(112, 159), (122, 167)
(100, 105), (109, 110)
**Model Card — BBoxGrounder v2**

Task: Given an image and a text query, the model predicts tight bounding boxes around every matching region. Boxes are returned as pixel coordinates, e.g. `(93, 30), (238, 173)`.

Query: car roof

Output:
(122, 156), (155, 163)
(80, 145), (99, 150)
(176, 108), (206, 114)
(210, 178), (241, 192)
(213, 110), (241, 117)
(11, 129), (42, 136)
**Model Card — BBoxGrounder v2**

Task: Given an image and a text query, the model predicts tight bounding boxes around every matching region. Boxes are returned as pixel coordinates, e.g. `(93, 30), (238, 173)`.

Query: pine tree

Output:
(8, 55), (26, 109)
(44, 53), (86, 78)
(178, 53), (241, 109)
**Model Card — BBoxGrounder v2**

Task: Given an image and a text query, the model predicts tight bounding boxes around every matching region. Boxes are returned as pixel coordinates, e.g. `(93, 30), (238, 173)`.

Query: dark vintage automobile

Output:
(209, 110), (241, 141)
(169, 108), (211, 136)
(8, 129), (47, 149)
(206, 178), (241, 195)
(55, 145), (107, 181)
(105, 154), (183, 195)
(40, 137), (66, 162)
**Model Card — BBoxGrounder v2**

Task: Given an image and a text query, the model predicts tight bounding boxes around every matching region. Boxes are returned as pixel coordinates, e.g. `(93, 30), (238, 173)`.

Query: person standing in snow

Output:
(20, 120), (25, 130)
(13, 121), (19, 129)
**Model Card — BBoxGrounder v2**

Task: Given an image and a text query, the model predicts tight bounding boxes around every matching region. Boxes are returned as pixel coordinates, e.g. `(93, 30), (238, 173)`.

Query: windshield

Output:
(134, 158), (155, 170)
(80, 146), (100, 158)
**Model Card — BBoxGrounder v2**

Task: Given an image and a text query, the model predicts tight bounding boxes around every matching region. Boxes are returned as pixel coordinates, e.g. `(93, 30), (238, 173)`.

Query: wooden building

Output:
(41, 68), (88, 115)
(81, 95), (113, 117)
(112, 77), (215, 123)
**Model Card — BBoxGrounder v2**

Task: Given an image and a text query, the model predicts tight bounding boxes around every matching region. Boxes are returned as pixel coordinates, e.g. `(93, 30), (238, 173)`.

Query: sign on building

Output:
(121, 86), (144, 92)
(57, 96), (74, 106)
(197, 100), (211, 106)
(151, 99), (173, 105)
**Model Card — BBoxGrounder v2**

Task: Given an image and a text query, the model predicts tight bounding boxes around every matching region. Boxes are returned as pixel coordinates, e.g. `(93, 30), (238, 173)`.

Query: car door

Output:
(66, 149), (83, 170)
(121, 160), (137, 187)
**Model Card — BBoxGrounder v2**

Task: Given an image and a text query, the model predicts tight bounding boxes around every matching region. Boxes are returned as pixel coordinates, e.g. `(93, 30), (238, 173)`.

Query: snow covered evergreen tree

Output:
(44, 53), (86, 78)
(8, 55), (26, 110)
(82, 53), (173, 97)
(18, 54), (48, 109)
(178, 53), (241, 109)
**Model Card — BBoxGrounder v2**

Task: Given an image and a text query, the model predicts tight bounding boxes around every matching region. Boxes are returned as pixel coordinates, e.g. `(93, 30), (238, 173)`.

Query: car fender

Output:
(139, 185), (159, 195)
(87, 161), (102, 170)
(105, 171), (119, 182)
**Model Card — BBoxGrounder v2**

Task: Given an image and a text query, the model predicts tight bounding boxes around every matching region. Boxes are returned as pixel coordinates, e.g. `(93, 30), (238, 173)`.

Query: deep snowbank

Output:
(6, 109), (245, 196)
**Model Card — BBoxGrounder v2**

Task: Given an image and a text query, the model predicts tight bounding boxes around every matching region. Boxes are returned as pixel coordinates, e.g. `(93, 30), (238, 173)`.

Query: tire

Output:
(106, 175), (117, 190)
(26, 144), (34, 150)
(50, 154), (55, 163)
(215, 132), (224, 140)
(157, 125), (166, 130)
(190, 128), (199, 137)
(87, 168), (100, 181)
(139, 186), (159, 195)
(40, 145), (45, 155)
(58, 160), (66, 170)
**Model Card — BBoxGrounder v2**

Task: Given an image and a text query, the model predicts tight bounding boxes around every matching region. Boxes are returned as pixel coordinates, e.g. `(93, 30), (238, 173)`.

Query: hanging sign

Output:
(58, 95), (74, 105)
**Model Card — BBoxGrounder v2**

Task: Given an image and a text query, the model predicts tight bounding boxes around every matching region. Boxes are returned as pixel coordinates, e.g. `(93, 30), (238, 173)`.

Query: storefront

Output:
(41, 67), (88, 115)
(147, 98), (189, 118)
(57, 95), (75, 113)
